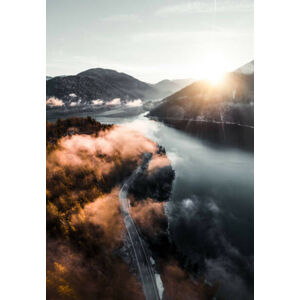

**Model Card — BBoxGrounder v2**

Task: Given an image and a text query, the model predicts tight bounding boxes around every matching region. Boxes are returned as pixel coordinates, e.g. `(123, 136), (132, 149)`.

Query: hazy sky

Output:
(47, 0), (253, 82)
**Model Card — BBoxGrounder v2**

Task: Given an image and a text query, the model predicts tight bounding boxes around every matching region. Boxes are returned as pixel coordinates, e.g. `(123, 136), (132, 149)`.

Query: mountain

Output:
(148, 62), (254, 150)
(172, 78), (195, 87)
(46, 76), (52, 81)
(235, 60), (254, 75)
(152, 78), (195, 95)
(149, 72), (254, 125)
(46, 68), (165, 105)
(152, 79), (180, 94)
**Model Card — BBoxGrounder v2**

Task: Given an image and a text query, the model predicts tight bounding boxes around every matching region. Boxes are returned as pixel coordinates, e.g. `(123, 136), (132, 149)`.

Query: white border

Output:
(0, 0), (300, 299)
(255, 0), (300, 299)
(0, 0), (45, 299)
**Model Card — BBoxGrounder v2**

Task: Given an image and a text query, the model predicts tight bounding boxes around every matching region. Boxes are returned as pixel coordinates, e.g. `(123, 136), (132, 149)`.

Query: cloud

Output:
(47, 125), (157, 181)
(130, 199), (166, 237)
(160, 262), (218, 300)
(182, 198), (195, 209)
(205, 257), (253, 299)
(165, 151), (183, 166)
(106, 98), (121, 106)
(125, 99), (143, 107)
(92, 99), (104, 105)
(166, 195), (253, 299)
(156, 0), (253, 16)
(207, 199), (220, 214)
(70, 188), (125, 249)
(123, 119), (160, 141)
(101, 14), (141, 22)
(46, 97), (64, 107)
(147, 154), (171, 173)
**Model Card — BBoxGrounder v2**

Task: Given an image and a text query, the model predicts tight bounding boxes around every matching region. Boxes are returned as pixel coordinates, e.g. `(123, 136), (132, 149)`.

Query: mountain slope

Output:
(172, 78), (195, 87)
(46, 68), (162, 104)
(152, 78), (195, 95)
(149, 72), (254, 125)
(152, 79), (180, 94)
(235, 60), (254, 75)
(148, 62), (254, 150)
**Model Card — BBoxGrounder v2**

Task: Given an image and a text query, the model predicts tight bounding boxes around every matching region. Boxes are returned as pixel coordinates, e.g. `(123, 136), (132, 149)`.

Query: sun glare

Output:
(205, 69), (225, 85)
(199, 53), (229, 85)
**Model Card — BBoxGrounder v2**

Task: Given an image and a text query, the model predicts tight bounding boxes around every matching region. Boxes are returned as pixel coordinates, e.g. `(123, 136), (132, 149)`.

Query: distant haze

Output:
(47, 0), (253, 82)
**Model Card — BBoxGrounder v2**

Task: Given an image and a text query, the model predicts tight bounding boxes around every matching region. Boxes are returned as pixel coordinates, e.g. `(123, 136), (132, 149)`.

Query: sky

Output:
(47, 0), (253, 83)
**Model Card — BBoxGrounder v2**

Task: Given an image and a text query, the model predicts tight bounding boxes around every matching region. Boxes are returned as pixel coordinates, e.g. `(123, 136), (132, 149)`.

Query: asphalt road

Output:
(119, 154), (160, 300)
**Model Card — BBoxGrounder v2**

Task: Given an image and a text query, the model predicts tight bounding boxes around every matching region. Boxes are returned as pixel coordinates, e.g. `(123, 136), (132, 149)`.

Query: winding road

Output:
(119, 153), (161, 300)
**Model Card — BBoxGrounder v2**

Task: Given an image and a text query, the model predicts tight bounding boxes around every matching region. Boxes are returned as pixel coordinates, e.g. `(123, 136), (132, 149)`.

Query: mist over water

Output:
(48, 111), (254, 299)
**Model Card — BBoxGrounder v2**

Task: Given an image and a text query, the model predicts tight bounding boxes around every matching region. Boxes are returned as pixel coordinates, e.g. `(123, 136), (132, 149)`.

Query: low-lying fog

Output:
(48, 109), (254, 300)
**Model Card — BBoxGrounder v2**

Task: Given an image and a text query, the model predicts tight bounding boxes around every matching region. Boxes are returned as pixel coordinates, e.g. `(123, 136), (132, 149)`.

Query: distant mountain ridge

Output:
(235, 60), (254, 75)
(172, 78), (196, 86)
(46, 68), (194, 105)
(151, 78), (195, 95)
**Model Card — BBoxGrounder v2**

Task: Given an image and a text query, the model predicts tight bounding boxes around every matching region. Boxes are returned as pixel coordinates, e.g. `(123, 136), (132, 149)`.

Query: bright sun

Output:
(205, 68), (225, 85)
(199, 53), (229, 85)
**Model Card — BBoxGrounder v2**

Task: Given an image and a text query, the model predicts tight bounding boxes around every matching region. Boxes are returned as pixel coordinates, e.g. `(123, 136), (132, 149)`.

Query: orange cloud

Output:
(47, 125), (157, 181)
(70, 188), (125, 249)
(106, 98), (121, 106)
(147, 154), (171, 173)
(46, 97), (64, 106)
(131, 198), (166, 237)
(161, 262), (218, 300)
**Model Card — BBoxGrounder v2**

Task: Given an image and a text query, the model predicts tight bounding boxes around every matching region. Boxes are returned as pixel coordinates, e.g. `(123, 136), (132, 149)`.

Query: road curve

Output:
(119, 153), (160, 300)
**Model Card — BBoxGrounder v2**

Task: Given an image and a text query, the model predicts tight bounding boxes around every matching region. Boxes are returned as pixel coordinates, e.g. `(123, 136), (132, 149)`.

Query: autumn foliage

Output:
(46, 117), (155, 299)
(46, 117), (216, 299)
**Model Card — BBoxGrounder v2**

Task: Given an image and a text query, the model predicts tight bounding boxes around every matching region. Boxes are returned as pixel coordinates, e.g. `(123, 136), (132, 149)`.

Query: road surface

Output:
(119, 153), (160, 300)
